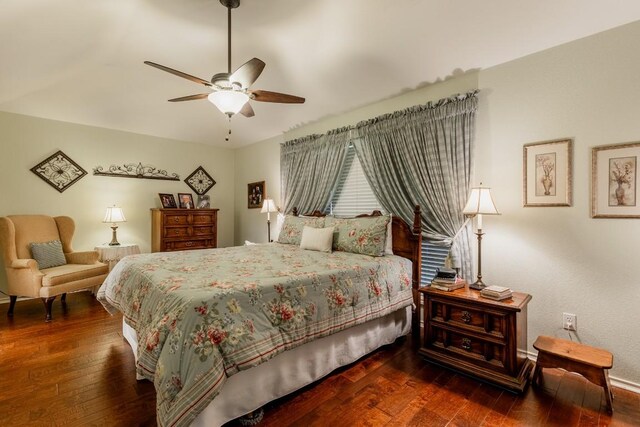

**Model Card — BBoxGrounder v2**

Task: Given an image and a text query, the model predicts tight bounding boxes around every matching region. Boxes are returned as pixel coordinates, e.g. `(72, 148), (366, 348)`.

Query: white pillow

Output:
(300, 226), (334, 253)
(384, 213), (393, 255)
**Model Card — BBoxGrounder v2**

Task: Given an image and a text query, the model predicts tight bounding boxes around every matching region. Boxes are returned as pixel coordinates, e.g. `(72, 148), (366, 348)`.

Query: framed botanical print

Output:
(523, 138), (573, 207)
(592, 141), (640, 218)
(247, 181), (265, 209)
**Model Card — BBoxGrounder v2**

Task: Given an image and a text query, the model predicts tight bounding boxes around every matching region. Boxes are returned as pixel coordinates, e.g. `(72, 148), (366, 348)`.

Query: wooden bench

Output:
(533, 335), (614, 413)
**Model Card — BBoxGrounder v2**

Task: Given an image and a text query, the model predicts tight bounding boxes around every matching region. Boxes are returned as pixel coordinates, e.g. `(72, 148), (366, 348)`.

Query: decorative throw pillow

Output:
(326, 214), (390, 257)
(299, 226), (334, 253)
(30, 240), (67, 270)
(277, 215), (325, 245)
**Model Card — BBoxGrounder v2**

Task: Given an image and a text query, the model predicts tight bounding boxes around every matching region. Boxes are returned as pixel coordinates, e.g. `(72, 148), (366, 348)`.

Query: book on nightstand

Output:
(480, 285), (512, 300)
(430, 276), (467, 291)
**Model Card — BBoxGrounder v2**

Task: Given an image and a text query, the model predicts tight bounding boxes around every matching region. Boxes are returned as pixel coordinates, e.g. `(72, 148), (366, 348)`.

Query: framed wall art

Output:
(30, 150), (87, 193)
(523, 138), (573, 207)
(247, 181), (265, 209)
(592, 141), (640, 218)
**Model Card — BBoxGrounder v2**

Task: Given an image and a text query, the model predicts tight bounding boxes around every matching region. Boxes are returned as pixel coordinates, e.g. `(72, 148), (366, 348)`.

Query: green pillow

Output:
(277, 215), (325, 245)
(30, 240), (67, 270)
(325, 215), (390, 257)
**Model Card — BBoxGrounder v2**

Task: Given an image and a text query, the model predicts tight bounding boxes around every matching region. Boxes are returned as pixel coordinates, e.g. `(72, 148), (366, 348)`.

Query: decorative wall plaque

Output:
(184, 166), (216, 195)
(93, 163), (179, 181)
(30, 150), (87, 193)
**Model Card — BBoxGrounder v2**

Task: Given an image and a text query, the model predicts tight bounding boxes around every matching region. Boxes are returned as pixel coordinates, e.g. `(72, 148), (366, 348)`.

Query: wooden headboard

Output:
(292, 206), (423, 337)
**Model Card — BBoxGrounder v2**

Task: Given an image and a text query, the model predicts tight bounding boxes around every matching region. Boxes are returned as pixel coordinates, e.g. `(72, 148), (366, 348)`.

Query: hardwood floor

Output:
(1, 292), (638, 426)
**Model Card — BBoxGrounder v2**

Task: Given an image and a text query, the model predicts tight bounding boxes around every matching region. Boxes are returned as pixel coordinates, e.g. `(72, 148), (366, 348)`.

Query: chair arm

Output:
(10, 259), (39, 270)
(66, 251), (100, 265)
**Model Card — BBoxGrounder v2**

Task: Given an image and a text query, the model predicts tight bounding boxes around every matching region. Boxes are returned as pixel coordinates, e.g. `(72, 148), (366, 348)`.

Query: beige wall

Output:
(476, 22), (640, 387)
(233, 22), (640, 387)
(0, 111), (235, 292)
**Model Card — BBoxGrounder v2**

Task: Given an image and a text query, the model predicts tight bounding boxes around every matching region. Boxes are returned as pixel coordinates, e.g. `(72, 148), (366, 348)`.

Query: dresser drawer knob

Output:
(461, 338), (472, 351)
(461, 311), (472, 324)
(186, 242), (193, 247)
(174, 217), (180, 223)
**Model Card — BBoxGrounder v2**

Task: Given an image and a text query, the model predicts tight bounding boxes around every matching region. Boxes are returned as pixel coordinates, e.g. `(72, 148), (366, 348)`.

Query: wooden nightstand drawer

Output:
(429, 297), (508, 340)
(428, 325), (507, 371)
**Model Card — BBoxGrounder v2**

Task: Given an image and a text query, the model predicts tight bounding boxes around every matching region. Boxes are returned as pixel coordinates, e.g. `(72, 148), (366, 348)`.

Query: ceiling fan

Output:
(144, 0), (305, 119)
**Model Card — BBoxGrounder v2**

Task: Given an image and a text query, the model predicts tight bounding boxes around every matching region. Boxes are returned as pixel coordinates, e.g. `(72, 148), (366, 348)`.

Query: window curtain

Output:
(280, 128), (351, 214)
(352, 91), (478, 280)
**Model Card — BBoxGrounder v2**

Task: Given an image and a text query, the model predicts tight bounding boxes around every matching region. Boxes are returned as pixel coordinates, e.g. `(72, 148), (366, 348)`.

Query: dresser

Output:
(151, 208), (218, 252)
(418, 285), (533, 392)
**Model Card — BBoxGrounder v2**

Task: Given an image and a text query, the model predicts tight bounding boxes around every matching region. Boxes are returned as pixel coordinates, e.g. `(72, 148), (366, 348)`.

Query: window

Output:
(328, 144), (450, 285)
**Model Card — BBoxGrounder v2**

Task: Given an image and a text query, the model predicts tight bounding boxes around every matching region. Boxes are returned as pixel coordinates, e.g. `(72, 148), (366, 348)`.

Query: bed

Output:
(98, 207), (422, 427)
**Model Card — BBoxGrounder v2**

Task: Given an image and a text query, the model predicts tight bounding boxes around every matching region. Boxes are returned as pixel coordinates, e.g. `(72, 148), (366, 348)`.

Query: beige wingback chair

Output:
(0, 215), (109, 321)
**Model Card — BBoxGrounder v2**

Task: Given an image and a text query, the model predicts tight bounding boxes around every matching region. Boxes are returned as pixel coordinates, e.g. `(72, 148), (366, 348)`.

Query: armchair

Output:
(0, 215), (109, 321)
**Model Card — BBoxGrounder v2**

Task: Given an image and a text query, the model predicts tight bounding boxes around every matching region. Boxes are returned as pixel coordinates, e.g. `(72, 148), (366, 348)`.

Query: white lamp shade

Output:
(103, 206), (126, 223)
(463, 187), (500, 216)
(208, 90), (249, 115)
(261, 199), (278, 214)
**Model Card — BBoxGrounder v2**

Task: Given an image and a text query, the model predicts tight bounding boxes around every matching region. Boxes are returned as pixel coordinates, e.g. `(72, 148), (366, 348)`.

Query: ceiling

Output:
(2, 1), (640, 148)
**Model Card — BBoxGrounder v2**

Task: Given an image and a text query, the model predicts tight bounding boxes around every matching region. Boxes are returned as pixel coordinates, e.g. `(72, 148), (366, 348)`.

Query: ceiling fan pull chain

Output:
(225, 119), (232, 142)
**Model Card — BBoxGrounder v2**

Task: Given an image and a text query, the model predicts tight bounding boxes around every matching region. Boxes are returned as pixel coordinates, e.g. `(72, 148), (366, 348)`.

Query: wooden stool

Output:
(533, 335), (614, 413)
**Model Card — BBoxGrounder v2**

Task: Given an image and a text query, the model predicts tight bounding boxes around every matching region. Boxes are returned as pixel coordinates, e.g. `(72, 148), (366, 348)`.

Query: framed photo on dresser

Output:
(159, 193), (177, 209)
(178, 193), (195, 209)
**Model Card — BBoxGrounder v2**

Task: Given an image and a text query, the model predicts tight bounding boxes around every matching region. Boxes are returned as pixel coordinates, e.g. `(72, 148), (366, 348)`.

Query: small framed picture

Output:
(178, 193), (194, 209)
(197, 194), (210, 209)
(523, 138), (573, 207)
(592, 141), (640, 218)
(159, 193), (177, 209)
(247, 181), (265, 209)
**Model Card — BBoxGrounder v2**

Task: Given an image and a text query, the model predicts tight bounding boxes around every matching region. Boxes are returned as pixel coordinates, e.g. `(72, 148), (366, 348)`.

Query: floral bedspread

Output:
(97, 243), (413, 427)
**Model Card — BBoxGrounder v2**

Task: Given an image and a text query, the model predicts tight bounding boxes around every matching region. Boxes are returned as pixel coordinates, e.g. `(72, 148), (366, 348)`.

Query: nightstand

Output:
(418, 285), (533, 393)
(95, 243), (141, 271)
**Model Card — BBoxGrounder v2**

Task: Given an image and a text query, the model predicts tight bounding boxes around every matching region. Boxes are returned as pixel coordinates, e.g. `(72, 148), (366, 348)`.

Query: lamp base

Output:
(469, 280), (486, 291)
(109, 226), (121, 246)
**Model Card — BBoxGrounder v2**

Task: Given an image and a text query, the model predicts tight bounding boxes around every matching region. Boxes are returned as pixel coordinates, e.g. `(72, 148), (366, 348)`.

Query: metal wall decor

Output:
(184, 166), (216, 195)
(30, 150), (87, 193)
(93, 162), (179, 181)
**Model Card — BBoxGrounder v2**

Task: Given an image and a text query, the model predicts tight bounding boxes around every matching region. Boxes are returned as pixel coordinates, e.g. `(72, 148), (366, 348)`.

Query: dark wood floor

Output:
(1, 293), (638, 427)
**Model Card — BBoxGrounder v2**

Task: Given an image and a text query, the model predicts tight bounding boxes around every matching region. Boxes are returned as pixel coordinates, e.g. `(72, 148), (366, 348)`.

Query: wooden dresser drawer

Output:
(151, 208), (219, 252)
(164, 214), (189, 225)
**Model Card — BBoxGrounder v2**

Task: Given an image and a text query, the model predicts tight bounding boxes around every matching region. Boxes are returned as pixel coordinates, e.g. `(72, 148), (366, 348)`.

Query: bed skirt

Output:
(122, 305), (411, 426)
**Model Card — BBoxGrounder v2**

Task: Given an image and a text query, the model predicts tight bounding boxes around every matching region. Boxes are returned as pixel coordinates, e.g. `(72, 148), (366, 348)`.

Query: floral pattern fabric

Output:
(97, 243), (412, 427)
(276, 215), (325, 245)
(326, 215), (391, 257)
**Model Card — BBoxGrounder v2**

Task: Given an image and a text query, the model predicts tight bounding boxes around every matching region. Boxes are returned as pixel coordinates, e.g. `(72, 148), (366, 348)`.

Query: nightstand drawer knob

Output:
(461, 311), (472, 324)
(461, 338), (472, 351)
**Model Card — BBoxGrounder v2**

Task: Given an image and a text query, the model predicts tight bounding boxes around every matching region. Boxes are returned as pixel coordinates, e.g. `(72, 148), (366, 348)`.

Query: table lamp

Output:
(462, 184), (500, 289)
(261, 199), (278, 242)
(103, 206), (126, 246)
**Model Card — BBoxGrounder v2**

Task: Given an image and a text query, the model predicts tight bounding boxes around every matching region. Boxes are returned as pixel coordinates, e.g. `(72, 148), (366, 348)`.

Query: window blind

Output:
(328, 144), (451, 285)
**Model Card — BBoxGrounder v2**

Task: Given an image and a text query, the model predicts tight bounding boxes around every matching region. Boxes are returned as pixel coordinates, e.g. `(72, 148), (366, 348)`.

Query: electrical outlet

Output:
(563, 312), (577, 331)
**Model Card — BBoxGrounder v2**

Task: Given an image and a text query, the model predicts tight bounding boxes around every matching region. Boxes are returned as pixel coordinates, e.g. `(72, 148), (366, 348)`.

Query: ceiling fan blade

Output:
(230, 58), (266, 89)
(168, 94), (210, 102)
(239, 102), (255, 118)
(144, 61), (212, 87)
(251, 90), (305, 104)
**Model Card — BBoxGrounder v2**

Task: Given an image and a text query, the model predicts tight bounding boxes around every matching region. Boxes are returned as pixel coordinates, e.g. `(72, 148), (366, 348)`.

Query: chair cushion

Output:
(30, 240), (67, 269)
(41, 263), (109, 287)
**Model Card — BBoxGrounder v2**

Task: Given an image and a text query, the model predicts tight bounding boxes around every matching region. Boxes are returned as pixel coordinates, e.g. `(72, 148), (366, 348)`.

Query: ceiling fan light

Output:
(208, 90), (249, 115)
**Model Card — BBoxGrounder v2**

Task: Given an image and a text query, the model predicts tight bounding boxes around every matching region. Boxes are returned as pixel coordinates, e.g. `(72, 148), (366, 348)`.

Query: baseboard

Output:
(524, 350), (640, 395)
